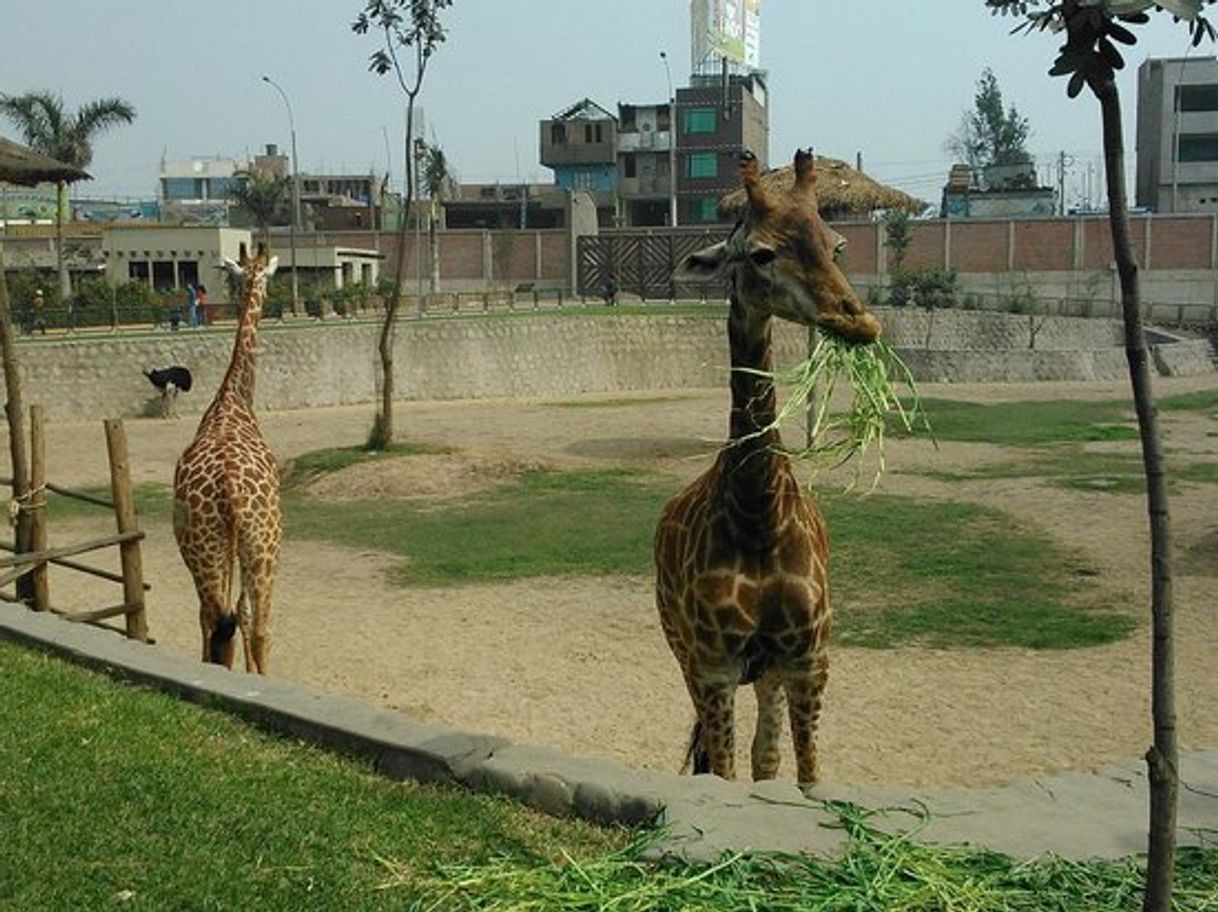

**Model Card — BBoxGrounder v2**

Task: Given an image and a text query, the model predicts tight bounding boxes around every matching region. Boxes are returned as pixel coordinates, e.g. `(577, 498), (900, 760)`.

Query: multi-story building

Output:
(674, 71), (769, 225)
(1136, 55), (1218, 213)
(616, 102), (675, 227)
(539, 98), (619, 226)
(159, 146), (385, 230)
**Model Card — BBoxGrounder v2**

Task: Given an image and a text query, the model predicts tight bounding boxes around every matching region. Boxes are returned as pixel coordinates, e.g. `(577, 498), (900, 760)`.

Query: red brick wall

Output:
(490, 233), (535, 282)
(1012, 220), (1073, 271)
(904, 221), (946, 269)
(950, 220), (1008, 272)
(835, 223), (877, 274)
(539, 233), (568, 281)
(439, 233), (484, 280)
(1149, 217), (1212, 268)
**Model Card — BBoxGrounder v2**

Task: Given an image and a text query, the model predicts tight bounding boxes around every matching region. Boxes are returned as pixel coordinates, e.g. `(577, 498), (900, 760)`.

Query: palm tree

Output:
(228, 169), (291, 247)
(0, 92), (136, 298)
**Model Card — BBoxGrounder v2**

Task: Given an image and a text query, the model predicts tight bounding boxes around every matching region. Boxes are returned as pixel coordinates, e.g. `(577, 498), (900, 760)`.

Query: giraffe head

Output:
(676, 149), (881, 345)
(223, 242), (279, 318)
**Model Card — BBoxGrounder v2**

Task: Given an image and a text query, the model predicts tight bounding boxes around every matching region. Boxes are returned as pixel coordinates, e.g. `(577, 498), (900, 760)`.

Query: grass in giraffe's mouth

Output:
(740, 335), (932, 487)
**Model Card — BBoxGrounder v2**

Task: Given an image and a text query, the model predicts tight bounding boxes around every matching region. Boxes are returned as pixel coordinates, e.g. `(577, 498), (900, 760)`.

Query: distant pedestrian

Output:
(32, 289), (46, 335)
(186, 282), (199, 328)
(197, 285), (209, 326)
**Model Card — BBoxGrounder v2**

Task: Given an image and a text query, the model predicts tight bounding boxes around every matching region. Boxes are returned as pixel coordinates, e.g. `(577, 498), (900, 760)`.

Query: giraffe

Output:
(173, 243), (283, 674)
(654, 149), (881, 789)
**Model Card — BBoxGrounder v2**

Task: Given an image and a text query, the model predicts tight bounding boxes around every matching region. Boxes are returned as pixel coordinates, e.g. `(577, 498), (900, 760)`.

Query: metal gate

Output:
(576, 227), (730, 301)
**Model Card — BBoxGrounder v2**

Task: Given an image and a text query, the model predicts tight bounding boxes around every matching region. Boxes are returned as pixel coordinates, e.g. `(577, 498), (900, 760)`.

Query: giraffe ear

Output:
(674, 240), (730, 282)
(265, 256), (279, 278)
(222, 258), (242, 280)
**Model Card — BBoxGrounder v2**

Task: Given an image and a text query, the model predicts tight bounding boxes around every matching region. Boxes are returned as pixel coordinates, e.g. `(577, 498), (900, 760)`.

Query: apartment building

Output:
(1136, 55), (1218, 213)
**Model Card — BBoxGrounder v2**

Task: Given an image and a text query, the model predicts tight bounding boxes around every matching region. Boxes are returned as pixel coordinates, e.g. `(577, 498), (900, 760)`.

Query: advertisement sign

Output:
(692, 0), (761, 70)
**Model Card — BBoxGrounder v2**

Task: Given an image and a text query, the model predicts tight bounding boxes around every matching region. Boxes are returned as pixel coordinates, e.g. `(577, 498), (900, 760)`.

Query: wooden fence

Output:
(2, 408), (148, 640)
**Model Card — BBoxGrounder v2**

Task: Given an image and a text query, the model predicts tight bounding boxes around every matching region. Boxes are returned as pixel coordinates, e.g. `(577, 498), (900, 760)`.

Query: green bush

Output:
(887, 267), (959, 309)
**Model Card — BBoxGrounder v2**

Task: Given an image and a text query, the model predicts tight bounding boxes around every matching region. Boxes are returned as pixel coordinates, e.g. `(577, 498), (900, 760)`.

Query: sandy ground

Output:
(7, 374), (1218, 789)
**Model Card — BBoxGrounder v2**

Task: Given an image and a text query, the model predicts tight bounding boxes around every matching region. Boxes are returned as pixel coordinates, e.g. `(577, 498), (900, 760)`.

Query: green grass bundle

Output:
(743, 334), (932, 487)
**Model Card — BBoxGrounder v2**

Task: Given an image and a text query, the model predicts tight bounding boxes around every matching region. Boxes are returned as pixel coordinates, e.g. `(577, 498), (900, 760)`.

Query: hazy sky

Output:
(0, 1), (1209, 208)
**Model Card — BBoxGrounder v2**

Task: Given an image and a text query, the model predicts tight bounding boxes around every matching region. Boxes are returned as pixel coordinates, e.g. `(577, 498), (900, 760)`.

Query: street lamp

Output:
(261, 75), (301, 315)
(660, 50), (678, 229)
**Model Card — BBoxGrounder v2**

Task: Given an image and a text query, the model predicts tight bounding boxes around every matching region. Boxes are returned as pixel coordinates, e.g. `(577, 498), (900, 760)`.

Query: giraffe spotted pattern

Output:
(656, 149), (880, 789)
(173, 244), (282, 674)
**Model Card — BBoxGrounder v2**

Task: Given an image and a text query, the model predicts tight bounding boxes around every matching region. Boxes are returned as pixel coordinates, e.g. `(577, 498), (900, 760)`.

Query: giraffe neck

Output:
(717, 287), (790, 544)
(216, 294), (262, 410)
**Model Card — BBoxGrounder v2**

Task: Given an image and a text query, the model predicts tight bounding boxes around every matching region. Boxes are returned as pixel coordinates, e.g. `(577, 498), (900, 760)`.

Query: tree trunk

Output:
(0, 240), (34, 603)
(56, 181), (70, 302)
(1091, 74), (1178, 912)
(368, 96), (418, 451)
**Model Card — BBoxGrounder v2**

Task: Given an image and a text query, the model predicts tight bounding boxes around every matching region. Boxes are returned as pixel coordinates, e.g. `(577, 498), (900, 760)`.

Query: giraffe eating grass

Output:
(173, 243), (283, 674)
(655, 149), (880, 790)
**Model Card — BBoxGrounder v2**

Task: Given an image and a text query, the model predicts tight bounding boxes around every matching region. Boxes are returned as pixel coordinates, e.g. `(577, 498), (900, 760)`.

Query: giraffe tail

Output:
(682, 719), (711, 775)
(209, 611), (238, 663)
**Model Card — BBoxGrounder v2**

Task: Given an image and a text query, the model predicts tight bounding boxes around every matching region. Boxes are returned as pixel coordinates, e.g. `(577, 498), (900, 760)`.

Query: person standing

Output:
(32, 288), (46, 335)
(197, 284), (209, 326)
(186, 283), (199, 328)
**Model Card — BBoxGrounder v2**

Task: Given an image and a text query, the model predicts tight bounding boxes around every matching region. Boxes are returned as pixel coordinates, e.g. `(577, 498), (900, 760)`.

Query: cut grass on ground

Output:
(3, 640), (1216, 911)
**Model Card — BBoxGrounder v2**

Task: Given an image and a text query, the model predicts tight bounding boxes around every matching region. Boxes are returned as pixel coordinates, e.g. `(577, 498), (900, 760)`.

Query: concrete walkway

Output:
(3, 603), (1215, 864)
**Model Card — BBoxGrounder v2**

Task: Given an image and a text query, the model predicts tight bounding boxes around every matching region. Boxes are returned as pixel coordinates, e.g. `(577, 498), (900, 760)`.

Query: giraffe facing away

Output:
(173, 243), (283, 674)
(655, 149), (881, 789)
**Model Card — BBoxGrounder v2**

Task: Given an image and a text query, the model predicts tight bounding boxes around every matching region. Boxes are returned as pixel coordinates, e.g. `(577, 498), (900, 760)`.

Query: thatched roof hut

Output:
(718, 154), (925, 221)
(0, 136), (90, 187)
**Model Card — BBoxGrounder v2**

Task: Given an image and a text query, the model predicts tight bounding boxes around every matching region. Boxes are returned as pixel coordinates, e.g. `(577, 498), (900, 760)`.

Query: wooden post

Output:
(28, 405), (48, 611)
(0, 239), (34, 605)
(104, 419), (148, 641)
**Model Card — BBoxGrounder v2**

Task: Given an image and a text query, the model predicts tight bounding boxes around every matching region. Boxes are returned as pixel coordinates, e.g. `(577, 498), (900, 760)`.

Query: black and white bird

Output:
(143, 365), (193, 419)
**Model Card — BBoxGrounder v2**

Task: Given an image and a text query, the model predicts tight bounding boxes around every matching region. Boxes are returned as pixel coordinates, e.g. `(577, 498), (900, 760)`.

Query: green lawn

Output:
(0, 640), (622, 911)
(3, 640), (1216, 911)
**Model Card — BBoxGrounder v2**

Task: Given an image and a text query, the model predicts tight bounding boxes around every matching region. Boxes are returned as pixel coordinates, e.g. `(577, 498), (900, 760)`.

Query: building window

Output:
(1177, 84), (1218, 112)
(128, 261), (150, 283)
(658, 104), (671, 132)
(152, 261), (175, 291)
(620, 107), (637, 132)
(684, 107), (716, 134)
(623, 154), (637, 178)
(583, 122), (603, 144)
(687, 152), (718, 179)
(551, 123), (566, 145)
(1179, 133), (1218, 162)
(684, 196), (720, 223)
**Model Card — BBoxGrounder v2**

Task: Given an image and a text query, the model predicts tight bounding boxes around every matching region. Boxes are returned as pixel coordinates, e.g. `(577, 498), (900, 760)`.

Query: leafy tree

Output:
(883, 208), (913, 269)
(0, 92), (136, 297)
(945, 68), (1032, 179)
(985, 3), (1214, 910)
(229, 169), (291, 246)
(352, 0), (454, 449)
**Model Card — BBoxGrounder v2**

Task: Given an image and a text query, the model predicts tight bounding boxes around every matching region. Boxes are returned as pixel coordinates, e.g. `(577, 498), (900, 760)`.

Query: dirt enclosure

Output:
(16, 374), (1218, 789)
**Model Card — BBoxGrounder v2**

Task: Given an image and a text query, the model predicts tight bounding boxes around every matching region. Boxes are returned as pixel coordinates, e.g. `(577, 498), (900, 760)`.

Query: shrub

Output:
(887, 267), (959, 310)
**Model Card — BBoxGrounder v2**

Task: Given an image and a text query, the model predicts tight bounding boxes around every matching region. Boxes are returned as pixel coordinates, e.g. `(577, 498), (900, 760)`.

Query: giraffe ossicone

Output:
(173, 242), (283, 675)
(655, 149), (881, 789)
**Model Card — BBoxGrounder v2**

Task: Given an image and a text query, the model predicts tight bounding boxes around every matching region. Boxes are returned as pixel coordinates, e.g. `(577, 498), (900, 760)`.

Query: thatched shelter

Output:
(718, 154), (925, 221)
(0, 136), (90, 187)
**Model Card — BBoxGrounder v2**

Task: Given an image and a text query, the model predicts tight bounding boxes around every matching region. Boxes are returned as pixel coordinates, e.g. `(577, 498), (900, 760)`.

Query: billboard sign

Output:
(692, 0), (761, 70)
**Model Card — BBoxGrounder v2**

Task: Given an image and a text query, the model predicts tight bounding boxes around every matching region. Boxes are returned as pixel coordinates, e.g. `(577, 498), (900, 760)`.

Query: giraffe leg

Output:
(782, 650), (829, 789)
(751, 668), (785, 780)
(688, 674), (738, 781)
(240, 554), (278, 675)
(235, 591), (254, 673)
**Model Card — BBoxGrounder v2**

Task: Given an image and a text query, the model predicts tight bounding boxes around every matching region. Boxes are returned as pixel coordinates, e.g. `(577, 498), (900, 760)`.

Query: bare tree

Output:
(352, 0), (454, 450)
(987, 3), (1215, 910)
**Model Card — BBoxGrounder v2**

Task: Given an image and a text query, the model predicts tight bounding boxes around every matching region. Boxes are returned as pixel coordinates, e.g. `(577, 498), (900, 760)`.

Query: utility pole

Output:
(660, 50), (678, 229)
(262, 75), (301, 316)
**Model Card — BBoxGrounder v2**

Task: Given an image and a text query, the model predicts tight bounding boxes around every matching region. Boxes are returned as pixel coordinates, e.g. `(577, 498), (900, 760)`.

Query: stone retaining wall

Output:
(11, 308), (1213, 422)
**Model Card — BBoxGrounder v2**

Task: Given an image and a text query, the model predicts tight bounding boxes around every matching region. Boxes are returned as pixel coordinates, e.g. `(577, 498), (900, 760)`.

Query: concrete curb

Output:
(3, 604), (1216, 864)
